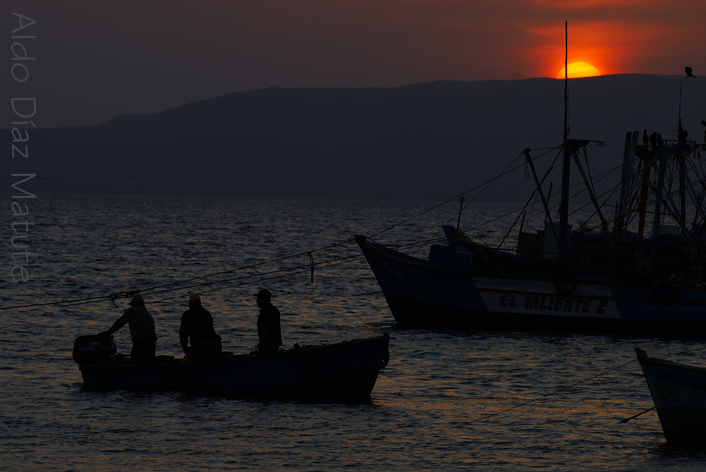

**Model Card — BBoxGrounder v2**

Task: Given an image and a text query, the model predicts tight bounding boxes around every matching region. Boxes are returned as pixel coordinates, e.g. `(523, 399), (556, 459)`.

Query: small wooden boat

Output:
(73, 333), (390, 401)
(635, 347), (706, 442)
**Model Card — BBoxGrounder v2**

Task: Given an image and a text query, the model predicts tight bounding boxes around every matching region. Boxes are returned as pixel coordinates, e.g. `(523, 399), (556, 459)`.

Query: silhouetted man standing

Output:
(101, 295), (157, 363)
(255, 289), (282, 353)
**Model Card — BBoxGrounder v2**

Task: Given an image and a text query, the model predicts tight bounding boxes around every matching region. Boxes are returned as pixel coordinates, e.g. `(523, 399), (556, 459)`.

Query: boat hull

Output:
(79, 334), (390, 401)
(357, 236), (706, 332)
(636, 348), (706, 443)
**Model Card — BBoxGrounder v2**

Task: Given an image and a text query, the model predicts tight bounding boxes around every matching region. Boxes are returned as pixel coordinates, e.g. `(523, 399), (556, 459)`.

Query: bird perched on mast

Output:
(685, 66), (697, 78)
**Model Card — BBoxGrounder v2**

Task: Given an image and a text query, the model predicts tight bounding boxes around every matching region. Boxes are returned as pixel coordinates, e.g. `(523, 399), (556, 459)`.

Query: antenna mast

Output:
(558, 21), (571, 263)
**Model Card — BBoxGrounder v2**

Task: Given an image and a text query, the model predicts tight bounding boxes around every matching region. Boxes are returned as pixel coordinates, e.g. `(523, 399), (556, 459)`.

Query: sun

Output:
(556, 62), (602, 79)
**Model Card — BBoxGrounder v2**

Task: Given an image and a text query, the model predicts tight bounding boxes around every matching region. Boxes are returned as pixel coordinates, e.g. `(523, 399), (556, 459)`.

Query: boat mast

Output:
(616, 131), (639, 235)
(651, 145), (671, 240)
(558, 21), (570, 263)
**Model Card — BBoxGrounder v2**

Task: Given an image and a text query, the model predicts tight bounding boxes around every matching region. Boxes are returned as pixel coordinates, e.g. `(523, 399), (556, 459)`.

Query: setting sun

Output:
(556, 62), (602, 79)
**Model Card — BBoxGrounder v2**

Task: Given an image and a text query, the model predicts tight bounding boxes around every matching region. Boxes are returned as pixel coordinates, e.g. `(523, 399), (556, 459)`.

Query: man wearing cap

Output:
(179, 294), (221, 360)
(100, 295), (157, 363)
(255, 289), (282, 353)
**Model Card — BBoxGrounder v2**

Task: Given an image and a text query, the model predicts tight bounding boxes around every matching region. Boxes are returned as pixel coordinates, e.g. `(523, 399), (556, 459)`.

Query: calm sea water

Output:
(3, 195), (706, 471)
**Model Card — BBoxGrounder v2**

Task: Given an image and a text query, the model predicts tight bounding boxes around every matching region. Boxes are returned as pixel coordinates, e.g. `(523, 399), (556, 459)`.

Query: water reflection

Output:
(5, 196), (706, 471)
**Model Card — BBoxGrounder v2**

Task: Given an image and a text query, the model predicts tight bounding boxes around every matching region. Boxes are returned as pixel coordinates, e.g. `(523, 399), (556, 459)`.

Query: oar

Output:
(620, 406), (655, 423)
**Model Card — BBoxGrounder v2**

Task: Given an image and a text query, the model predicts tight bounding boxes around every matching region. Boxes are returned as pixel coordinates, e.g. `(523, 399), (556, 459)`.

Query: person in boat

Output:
(100, 295), (157, 363)
(255, 289), (282, 353)
(179, 294), (222, 361)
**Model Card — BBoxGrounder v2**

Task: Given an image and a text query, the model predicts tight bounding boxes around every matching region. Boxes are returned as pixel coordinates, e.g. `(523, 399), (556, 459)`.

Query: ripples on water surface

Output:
(3, 195), (706, 471)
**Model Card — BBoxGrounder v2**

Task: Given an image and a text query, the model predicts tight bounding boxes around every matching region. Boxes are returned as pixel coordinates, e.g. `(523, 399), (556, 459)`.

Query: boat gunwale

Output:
(635, 347), (706, 376)
(79, 333), (390, 372)
(360, 236), (706, 298)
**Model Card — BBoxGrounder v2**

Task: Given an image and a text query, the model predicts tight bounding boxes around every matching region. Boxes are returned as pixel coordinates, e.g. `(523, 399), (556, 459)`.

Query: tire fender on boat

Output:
(554, 271), (578, 296)
(653, 280), (678, 304)
(380, 348), (390, 369)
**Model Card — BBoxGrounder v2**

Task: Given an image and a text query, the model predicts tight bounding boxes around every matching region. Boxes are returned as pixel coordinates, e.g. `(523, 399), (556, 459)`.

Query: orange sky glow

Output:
(2, 0), (706, 126)
(526, 19), (677, 79)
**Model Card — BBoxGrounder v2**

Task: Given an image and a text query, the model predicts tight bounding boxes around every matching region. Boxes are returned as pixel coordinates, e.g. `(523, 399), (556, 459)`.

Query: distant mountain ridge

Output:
(6, 74), (705, 201)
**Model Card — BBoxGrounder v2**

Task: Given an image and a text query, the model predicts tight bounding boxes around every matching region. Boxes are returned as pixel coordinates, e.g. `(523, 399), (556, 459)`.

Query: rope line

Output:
(3, 235), (377, 311)
(464, 343), (706, 426)
(1, 145), (598, 312)
(463, 357), (640, 426)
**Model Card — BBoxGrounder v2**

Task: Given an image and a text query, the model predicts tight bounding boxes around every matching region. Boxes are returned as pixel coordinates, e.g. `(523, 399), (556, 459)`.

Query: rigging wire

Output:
(406, 146), (561, 255)
(0, 144), (593, 311)
(8, 138), (699, 312)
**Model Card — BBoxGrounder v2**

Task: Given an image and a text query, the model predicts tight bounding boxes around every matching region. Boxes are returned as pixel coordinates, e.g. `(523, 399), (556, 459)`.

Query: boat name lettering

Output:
(499, 293), (607, 314)
(655, 371), (706, 392)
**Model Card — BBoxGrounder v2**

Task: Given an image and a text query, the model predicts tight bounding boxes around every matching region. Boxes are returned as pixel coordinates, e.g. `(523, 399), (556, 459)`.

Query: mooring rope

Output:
(463, 356), (640, 426)
(2, 243), (370, 310)
(462, 344), (706, 426)
(0, 144), (627, 313)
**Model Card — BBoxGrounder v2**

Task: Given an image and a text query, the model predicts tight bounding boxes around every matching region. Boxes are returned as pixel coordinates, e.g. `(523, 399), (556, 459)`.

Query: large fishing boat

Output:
(357, 126), (706, 333)
(356, 30), (706, 332)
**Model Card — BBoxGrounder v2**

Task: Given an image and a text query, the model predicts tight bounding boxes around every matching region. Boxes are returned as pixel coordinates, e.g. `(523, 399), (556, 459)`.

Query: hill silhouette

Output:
(6, 74), (705, 201)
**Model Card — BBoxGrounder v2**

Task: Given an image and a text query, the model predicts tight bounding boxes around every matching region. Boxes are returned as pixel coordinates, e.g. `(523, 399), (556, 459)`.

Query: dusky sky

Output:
(3, 1), (706, 127)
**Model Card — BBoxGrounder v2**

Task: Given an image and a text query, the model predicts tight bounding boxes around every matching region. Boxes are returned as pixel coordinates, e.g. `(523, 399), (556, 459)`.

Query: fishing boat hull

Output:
(635, 348), (706, 442)
(77, 334), (390, 401)
(357, 236), (706, 332)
